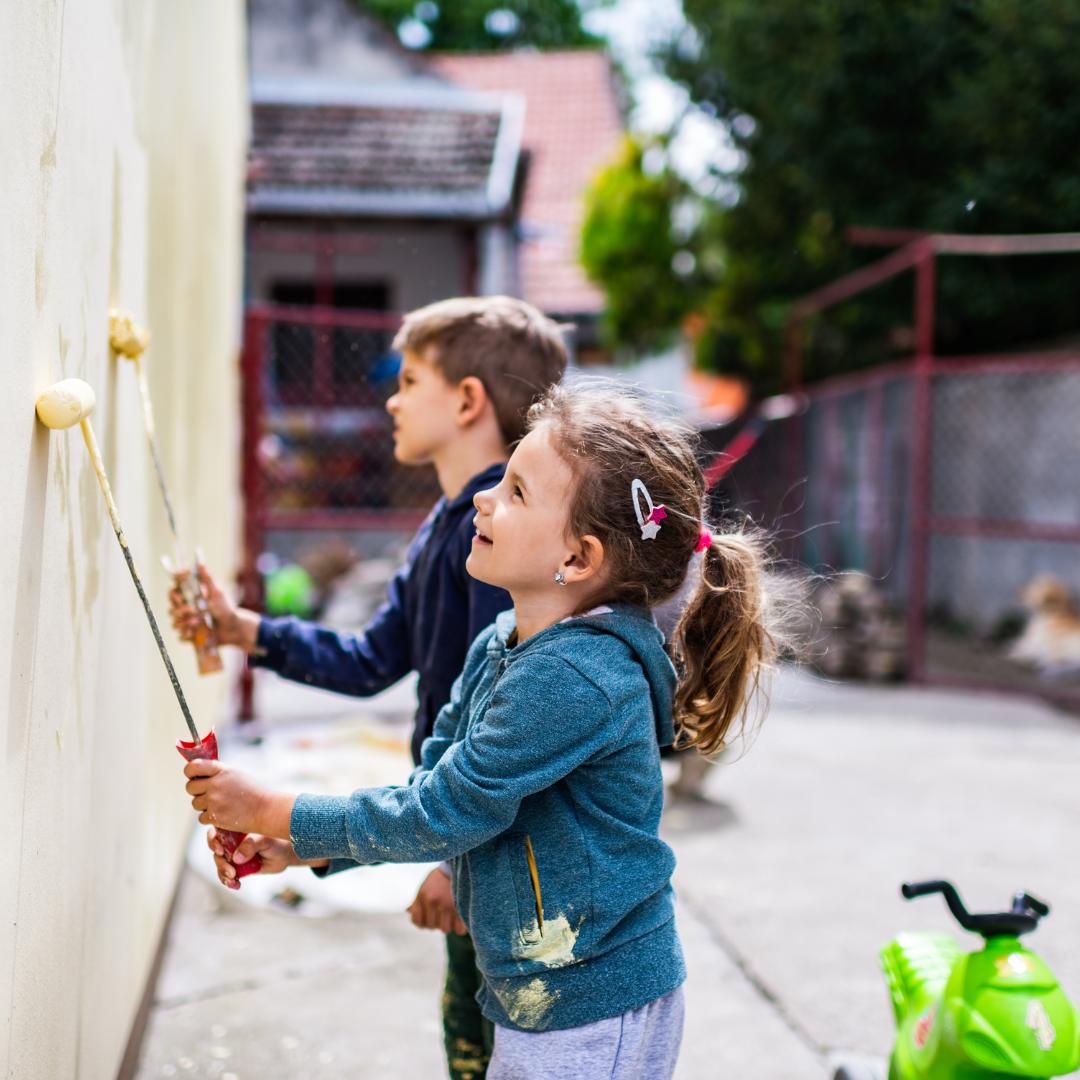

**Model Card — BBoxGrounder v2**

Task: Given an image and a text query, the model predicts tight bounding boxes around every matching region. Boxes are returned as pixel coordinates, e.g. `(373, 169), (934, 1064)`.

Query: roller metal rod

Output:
(79, 416), (200, 742)
(131, 352), (182, 550)
(110, 313), (219, 673)
(131, 354), (207, 618)
(36, 379), (248, 873)
(110, 314), (184, 567)
(138, 401), (221, 672)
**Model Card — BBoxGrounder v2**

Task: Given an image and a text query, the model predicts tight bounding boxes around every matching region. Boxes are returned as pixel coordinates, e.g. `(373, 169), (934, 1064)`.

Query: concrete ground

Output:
(136, 668), (1080, 1079)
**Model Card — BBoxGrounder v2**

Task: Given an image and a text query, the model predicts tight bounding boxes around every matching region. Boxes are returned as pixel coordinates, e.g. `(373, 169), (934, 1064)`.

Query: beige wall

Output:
(0, 3), (247, 1077)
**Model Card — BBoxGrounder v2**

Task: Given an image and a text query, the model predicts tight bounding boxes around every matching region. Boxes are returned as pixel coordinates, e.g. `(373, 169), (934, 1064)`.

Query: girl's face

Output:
(468, 426), (583, 598)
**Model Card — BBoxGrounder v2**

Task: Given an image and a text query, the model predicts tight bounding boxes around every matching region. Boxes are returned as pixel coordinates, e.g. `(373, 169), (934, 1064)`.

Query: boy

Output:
(170, 296), (568, 1080)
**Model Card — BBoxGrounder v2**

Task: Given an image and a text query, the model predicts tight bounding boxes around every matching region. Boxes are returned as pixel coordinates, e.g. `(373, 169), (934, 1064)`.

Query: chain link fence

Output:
(243, 304), (440, 521)
(236, 299), (1080, 711)
(247, 304), (440, 520)
(727, 356), (1080, 705)
(239, 304), (441, 635)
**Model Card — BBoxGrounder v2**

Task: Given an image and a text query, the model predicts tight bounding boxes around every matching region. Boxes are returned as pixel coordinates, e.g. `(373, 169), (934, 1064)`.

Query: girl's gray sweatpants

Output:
(487, 986), (684, 1079)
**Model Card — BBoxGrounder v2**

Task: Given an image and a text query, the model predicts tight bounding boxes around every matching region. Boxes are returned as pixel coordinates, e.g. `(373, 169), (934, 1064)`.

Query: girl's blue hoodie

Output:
(289, 605), (686, 1032)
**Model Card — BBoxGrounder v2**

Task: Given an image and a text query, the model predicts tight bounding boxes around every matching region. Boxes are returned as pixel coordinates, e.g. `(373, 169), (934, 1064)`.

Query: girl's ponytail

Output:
(526, 380), (794, 754)
(672, 530), (775, 756)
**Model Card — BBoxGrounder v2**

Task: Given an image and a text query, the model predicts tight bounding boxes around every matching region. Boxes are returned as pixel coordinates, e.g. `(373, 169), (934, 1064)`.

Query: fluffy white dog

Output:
(1009, 575), (1080, 675)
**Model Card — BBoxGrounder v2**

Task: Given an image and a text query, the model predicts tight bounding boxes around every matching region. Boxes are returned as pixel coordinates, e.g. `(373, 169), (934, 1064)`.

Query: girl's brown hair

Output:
(528, 380), (779, 756)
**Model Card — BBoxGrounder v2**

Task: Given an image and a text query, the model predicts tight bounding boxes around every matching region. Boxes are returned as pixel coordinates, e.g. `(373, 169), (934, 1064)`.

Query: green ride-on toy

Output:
(833, 880), (1080, 1080)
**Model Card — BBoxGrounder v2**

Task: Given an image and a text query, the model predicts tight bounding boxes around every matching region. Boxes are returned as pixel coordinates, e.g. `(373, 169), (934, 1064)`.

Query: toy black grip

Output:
(902, 880), (975, 929)
(1016, 892), (1050, 917)
(902, 880), (950, 900)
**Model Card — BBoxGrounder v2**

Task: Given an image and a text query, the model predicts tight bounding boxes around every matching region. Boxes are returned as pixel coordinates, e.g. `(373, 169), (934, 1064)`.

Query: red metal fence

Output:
(240, 301), (438, 539)
(238, 302), (439, 716)
(730, 234), (1080, 706)
(236, 237), (1080, 712)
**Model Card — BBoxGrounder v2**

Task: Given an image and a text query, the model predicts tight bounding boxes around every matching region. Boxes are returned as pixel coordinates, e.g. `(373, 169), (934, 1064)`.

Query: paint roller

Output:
(108, 310), (222, 675)
(35, 378), (260, 881)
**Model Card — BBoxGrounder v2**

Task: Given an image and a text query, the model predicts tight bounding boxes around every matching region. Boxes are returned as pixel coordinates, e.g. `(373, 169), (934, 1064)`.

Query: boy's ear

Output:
(562, 534), (605, 586)
(456, 376), (490, 428)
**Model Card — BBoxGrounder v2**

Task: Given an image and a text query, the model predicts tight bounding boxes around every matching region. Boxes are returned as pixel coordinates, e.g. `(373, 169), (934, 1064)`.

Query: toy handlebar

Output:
(903, 880), (975, 927)
(1017, 891), (1050, 917)
(901, 879), (1048, 936)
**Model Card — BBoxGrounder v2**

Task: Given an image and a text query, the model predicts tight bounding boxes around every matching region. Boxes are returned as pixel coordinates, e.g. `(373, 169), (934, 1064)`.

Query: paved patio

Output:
(137, 668), (1080, 1079)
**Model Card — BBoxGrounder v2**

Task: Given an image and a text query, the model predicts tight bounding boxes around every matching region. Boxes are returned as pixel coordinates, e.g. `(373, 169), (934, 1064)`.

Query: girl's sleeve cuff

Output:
(290, 793), (351, 861)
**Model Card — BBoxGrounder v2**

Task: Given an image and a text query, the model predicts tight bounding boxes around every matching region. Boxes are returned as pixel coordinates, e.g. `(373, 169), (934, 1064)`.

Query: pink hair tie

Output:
(695, 528), (713, 554)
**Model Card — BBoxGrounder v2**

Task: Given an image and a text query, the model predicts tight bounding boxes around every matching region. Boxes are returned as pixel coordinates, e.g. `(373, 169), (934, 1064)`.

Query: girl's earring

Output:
(554, 569), (568, 586)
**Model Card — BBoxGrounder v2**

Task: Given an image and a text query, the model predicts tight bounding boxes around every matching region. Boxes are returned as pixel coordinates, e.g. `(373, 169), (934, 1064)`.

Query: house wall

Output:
(0, 3), (246, 1077)
(478, 222), (520, 298)
(248, 222), (470, 311)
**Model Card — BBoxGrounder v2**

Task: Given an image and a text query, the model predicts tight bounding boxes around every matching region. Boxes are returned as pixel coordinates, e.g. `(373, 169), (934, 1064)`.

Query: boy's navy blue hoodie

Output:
(252, 462), (510, 763)
(290, 606), (687, 1033)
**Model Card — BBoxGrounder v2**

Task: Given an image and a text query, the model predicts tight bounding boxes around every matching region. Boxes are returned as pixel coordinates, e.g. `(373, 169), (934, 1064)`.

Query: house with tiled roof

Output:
(246, 0), (625, 344)
(246, 0), (527, 310)
(431, 49), (625, 357)
(238, 0), (627, 594)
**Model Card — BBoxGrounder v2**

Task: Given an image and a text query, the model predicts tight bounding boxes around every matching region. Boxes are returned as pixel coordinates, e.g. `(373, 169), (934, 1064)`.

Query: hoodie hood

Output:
(490, 605), (677, 746)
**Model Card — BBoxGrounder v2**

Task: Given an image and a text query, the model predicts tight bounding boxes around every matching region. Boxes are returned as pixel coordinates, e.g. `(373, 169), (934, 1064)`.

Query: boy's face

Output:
(386, 348), (461, 464)
(468, 426), (576, 596)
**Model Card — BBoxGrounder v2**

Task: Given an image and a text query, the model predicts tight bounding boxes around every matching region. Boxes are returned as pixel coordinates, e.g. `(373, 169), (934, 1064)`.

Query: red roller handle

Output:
(177, 729), (263, 884)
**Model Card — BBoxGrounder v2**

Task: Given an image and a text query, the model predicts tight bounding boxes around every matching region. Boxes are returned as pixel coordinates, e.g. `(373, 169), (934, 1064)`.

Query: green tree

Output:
(663, 1), (960, 382)
(580, 137), (704, 354)
(658, 0), (1080, 385)
(359, 0), (609, 51)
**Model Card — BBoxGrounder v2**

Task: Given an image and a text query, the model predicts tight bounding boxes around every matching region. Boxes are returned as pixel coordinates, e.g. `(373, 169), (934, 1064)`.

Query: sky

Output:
(393, 0), (741, 193)
(582, 0), (741, 190)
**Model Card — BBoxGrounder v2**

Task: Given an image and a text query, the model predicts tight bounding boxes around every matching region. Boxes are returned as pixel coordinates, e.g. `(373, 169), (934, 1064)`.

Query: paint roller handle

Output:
(163, 556), (224, 675)
(179, 568), (224, 676)
(176, 730), (262, 882)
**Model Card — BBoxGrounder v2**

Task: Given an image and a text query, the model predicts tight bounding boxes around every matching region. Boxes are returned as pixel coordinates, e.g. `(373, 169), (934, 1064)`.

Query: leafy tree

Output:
(580, 137), (704, 354)
(359, 0), (610, 51)
(624, 0), (1080, 386)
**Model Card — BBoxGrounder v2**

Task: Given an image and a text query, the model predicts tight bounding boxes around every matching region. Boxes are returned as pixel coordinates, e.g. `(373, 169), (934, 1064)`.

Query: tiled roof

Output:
(430, 50), (624, 316)
(248, 85), (523, 220)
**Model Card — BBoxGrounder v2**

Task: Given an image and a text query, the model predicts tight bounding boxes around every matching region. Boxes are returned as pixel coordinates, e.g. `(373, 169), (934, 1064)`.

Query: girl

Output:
(185, 381), (777, 1079)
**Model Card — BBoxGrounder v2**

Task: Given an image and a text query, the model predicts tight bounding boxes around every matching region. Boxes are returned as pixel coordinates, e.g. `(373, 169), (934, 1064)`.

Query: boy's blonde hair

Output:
(528, 380), (784, 757)
(393, 296), (569, 445)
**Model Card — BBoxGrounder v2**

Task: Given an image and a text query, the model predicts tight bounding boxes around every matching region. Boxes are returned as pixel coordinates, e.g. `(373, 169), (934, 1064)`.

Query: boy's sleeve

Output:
(252, 562), (413, 697)
(289, 655), (618, 865)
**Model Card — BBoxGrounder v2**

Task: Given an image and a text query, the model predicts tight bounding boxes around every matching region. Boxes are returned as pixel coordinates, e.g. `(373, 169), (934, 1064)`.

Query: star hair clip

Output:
(631, 478), (667, 541)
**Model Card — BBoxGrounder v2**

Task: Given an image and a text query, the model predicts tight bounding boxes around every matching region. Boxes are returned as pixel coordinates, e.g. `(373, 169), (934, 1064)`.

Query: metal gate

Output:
(729, 233), (1080, 707)
(238, 302), (441, 717)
